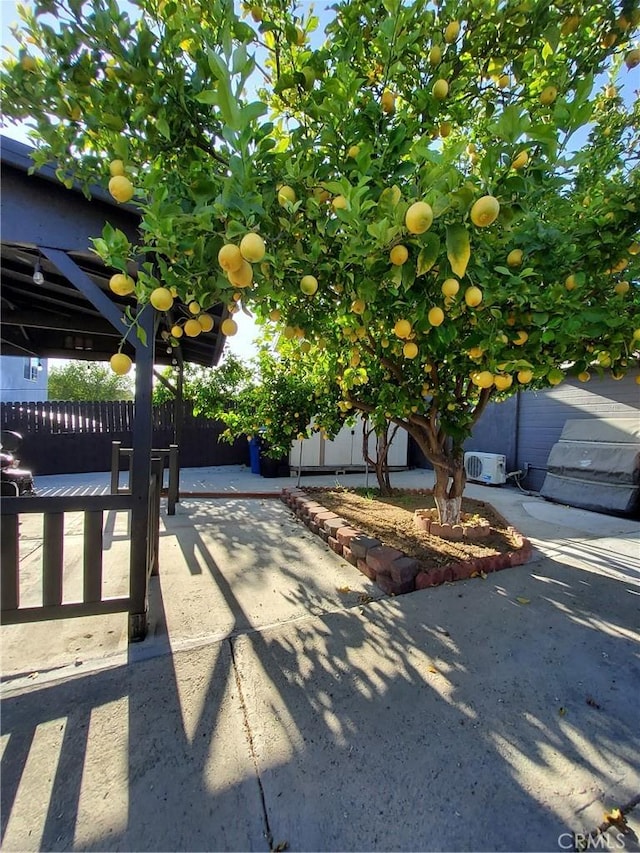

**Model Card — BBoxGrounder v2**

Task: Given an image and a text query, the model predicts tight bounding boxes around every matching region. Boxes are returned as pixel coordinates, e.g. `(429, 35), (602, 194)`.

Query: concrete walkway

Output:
(1, 468), (639, 851)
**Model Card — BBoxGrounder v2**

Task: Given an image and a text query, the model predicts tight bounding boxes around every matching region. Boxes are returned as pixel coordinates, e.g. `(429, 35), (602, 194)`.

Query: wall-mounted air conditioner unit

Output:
(464, 452), (507, 485)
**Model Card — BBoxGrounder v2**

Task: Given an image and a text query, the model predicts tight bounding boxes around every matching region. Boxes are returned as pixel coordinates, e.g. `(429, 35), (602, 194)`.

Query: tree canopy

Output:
(48, 360), (134, 400)
(3, 0), (639, 520)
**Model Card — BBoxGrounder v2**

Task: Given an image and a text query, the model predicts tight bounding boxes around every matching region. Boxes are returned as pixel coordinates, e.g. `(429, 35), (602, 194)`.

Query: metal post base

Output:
(128, 611), (148, 643)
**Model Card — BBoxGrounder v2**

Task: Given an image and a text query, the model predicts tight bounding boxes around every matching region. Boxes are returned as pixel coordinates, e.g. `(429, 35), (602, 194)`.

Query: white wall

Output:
(0, 356), (48, 403)
(290, 416), (408, 469)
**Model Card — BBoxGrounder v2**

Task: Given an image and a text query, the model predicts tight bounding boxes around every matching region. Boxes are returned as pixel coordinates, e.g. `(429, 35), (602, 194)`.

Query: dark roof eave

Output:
(0, 134), (141, 215)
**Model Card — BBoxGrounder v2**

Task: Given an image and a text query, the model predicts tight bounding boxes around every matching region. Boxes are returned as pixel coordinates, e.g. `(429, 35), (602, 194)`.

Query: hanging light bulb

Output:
(33, 260), (44, 285)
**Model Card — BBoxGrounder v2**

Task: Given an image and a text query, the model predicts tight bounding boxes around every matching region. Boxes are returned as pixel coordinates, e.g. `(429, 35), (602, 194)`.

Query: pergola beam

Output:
(40, 247), (128, 339)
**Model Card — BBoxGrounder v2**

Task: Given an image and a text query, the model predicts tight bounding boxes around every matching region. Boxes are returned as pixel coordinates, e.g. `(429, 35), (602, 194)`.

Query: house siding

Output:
(517, 371), (640, 491)
(410, 370), (639, 492)
(0, 356), (48, 403)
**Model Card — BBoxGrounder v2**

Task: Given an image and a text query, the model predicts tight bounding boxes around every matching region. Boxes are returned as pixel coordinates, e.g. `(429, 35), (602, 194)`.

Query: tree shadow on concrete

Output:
(2, 498), (638, 852)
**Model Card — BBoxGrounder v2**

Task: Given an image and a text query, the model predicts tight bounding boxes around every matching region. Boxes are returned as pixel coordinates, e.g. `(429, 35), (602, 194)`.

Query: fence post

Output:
(168, 444), (179, 515)
(110, 441), (121, 494)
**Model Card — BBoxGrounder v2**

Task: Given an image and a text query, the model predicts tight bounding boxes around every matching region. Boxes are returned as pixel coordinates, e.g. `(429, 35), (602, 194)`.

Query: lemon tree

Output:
(3, 0), (639, 523)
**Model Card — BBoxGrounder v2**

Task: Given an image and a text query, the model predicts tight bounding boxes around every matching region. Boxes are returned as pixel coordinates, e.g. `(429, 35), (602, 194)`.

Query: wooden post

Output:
(128, 304), (155, 642)
(168, 444), (179, 515)
(110, 440), (121, 494)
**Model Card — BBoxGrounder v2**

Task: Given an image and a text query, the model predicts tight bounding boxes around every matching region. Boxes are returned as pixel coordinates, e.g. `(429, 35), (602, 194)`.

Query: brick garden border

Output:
(281, 487), (533, 597)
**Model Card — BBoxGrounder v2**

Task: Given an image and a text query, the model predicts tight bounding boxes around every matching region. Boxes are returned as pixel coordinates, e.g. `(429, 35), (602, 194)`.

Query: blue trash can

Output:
(248, 438), (261, 475)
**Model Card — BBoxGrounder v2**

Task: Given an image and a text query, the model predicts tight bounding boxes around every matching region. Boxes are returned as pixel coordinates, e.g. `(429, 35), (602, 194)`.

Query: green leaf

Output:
(232, 44), (247, 75)
(195, 90), (218, 105)
(156, 115), (171, 140)
(446, 224), (470, 279)
(241, 101), (267, 125)
(136, 324), (148, 347)
(417, 234), (440, 276)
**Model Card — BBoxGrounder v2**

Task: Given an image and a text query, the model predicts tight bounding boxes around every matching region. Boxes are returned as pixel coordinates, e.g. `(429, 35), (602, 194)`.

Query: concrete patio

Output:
(1, 467), (639, 851)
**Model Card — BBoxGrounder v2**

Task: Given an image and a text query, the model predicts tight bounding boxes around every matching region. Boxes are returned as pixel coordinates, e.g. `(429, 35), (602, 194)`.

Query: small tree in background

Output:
(48, 361), (133, 401)
(152, 352), (254, 416)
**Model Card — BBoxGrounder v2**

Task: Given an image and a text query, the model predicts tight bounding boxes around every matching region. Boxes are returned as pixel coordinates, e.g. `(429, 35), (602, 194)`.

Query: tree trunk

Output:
(362, 418), (398, 496)
(432, 460), (466, 525)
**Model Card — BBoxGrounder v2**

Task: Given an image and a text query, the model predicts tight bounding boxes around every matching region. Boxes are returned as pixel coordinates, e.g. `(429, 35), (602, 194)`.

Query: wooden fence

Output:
(0, 401), (249, 475)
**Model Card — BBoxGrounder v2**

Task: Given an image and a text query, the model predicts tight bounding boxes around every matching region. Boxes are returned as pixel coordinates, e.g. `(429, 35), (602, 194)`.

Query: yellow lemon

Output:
(464, 286), (483, 307)
(171, 324), (183, 338)
(405, 201), (433, 234)
(300, 275), (318, 295)
(472, 371), (494, 389)
(444, 20), (460, 43)
(381, 89), (396, 113)
(511, 150), (528, 170)
(565, 274), (578, 290)
(110, 352), (132, 375)
(109, 159), (125, 177)
(403, 341), (419, 359)
(218, 243), (244, 272)
(578, 371), (590, 382)
(429, 45), (442, 66)
(428, 306), (445, 326)
(614, 281), (630, 296)
(539, 85), (558, 105)
(470, 195), (500, 227)
(432, 79), (449, 100)
(239, 233), (266, 263)
(108, 175), (134, 203)
(228, 260), (254, 288)
(351, 298), (366, 314)
(517, 369), (533, 383)
(198, 313), (214, 332)
(269, 308), (281, 322)
(442, 278), (459, 297)
(394, 319), (412, 339)
(220, 317), (238, 337)
(183, 318), (202, 337)
(513, 330), (528, 346)
(149, 287), (174, 311)
(332, 194), (348, 211)
(109, 273), (135, 296)
(507, 249), (523, 267)
(347, 144), (360, 158)
(390, 245), (409, 265)
(494, 374), (513, 391)
(277, 185), (296, 206)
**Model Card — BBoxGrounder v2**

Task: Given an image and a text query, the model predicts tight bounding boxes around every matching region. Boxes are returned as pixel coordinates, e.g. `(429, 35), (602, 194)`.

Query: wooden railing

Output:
(1, 494), (133, 624)
(111, 441), (179, 515)
(0, 462), (162, 635)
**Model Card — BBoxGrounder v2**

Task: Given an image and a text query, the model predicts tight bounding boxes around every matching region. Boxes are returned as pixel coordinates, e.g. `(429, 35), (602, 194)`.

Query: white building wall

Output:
(0, 356), (48, 403)
(290, 416), (408, 469)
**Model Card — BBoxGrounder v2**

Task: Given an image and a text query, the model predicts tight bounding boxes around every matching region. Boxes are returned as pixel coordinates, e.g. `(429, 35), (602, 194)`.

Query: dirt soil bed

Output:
(304, 487), (523, 571)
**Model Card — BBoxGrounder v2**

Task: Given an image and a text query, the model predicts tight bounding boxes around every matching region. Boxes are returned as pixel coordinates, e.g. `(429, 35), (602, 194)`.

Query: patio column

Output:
(128, 303), (156, 641)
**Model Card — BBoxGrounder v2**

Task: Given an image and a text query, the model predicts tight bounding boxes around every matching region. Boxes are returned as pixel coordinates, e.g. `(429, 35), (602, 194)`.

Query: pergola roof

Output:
(0, 136), (225, 367)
